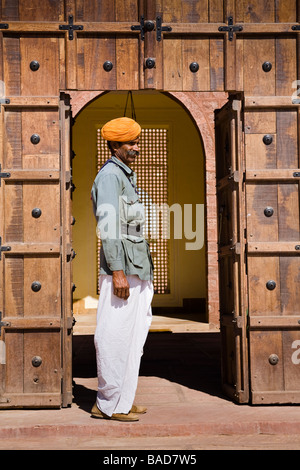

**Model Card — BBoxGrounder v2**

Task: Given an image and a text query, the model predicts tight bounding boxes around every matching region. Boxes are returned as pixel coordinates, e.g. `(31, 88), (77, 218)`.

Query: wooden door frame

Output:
(67, 89), (228, 328)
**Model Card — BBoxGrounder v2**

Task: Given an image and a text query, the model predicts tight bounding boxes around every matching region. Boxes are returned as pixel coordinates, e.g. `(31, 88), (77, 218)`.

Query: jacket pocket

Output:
(121, 238), (147, 269)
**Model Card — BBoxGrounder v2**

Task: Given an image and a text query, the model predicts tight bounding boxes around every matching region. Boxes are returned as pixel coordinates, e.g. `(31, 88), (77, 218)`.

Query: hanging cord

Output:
(123, 91), (137, 121)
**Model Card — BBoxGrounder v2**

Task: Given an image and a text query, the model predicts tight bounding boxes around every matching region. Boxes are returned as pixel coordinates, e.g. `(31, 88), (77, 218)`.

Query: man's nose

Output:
(132, 143), (139, 151)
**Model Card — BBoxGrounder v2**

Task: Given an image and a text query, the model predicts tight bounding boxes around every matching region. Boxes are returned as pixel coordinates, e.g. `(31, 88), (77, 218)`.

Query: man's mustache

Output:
(127, 150), (139, 157)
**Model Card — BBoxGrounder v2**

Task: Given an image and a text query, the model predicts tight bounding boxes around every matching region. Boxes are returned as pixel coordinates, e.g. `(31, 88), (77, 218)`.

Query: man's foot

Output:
(91, 403), (139, 422)
(131, 405), (147, 414)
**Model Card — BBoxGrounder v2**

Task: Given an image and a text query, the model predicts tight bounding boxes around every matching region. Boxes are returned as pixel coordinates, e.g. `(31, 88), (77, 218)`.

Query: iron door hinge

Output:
(218, 16), (243, 41)
(0, 165), (10, 186)
(0, 24), (8, 30)
(0, 237), (11, 260)
(131, 15), (146, 40)
(0, 312), (11, 335)
(59, 15), (83, 40)
(156, 16), (172, 41)
(131, 15), (172, 41)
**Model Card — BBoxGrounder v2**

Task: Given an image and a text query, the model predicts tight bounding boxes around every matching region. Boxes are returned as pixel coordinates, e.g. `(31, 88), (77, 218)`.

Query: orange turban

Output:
(101, 117), (141, 142)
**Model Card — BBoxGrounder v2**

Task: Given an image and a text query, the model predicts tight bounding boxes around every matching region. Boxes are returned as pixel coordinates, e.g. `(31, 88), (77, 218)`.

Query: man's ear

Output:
(110, 141), (121, 152)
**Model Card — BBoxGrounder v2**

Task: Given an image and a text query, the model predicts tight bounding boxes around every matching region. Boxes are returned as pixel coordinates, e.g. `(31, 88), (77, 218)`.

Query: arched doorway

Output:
(71, 90), (216, 333)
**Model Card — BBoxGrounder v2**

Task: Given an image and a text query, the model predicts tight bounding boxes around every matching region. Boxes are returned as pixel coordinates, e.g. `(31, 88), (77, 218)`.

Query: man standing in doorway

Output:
(91, 117), (154, 422)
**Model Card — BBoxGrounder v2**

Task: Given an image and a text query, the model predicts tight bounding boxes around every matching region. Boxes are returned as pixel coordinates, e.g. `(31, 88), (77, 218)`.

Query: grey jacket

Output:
(91, 156), (154, 281)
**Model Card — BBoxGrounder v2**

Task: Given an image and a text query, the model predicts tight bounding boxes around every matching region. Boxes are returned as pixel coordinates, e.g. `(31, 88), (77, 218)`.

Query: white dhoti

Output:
(94, 274), (153, 417)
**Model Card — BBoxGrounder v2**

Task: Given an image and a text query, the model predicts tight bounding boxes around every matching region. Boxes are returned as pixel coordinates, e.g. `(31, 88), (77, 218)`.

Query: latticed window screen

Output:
(96, 127), (170, 295)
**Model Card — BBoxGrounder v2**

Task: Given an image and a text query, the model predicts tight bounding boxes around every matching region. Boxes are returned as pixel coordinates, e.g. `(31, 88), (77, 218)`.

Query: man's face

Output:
(113, 138), (140, 167)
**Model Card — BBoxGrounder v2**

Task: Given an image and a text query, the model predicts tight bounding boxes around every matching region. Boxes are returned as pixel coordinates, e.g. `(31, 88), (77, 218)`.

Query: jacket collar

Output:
(111, 155), (133, 176)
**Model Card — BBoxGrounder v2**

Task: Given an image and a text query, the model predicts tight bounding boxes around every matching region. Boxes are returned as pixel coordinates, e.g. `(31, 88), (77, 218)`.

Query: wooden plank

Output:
(249, 316), (300, 328)
(248, 255), (281, 314)
(4, 97), (59, 107)
(209, 38), (224, 91)
(162, 23), (297, 34)
(59, 93), (73, 407)
(245, 96), (300, 107)
(4, 332), (23, 392)
(22, 256), (61, 317)
(115, 0), (138, 22)
(246, 183), (278, 242)
(0, 393), (61, 408)
(278, 184), (299, 241)
(182, 0), (209, 23)
(23, 183), (60, 244)
(182, 36), (210, 91)
(19, 36), (60, 96)
(276, 0), (297, 22)
(277, 110), (298, 168)
(3, 170), (60, 180)
(252, 391), (300, 404)
(143, 0), (157, 89)
(116, 36), (140, 90)
(2, 318), (61, 329)
(23, 330), (61, 394)
(247, 241), (300, 252)
(276, 36), (297, 96)
(3, 36), (21, 96)
(245, 133), (276, 169)
(21, 109), (60, 170)
(209, 0), (224, 22)
(4, 183), (23, 242)
(246, 169), (300, 180)
(76, 35), (116, 90)
(223, 0), (237, 91)
(76, 0), (116, 21)
(3, 243), (60, 253)
(236, 0), (275, 23)
(19, 0), (64, 21)
(163, 38), (182, 90)
(1, 22), (298, 35)
(250, 331), (284, 392)
(244, 110), (276, 134)
(243, 37), (275, 96)
(4, 257), (24, 316)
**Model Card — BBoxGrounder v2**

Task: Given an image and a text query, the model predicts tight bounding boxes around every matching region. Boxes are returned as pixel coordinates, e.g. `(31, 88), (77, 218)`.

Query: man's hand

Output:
(112, 270), (130, 300)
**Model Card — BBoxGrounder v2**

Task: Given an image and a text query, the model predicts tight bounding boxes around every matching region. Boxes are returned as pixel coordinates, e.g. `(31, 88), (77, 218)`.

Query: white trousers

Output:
(94, 274), (153, 417)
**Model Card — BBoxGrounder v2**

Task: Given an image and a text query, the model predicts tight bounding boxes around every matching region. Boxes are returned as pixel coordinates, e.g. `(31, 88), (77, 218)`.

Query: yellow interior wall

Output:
(72, 91), (206, 306)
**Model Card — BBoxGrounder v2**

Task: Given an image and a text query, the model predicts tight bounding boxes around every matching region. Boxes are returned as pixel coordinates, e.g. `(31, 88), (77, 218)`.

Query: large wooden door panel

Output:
(244, 104), (300, 403)
(215, 96), (249, 403)
(0, 92), (73, 408)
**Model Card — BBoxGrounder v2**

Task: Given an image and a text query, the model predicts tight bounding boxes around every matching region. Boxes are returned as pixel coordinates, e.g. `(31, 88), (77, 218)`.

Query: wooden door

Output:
(0, 27), (73, 407)
(215, 96), (249, 404)
(245, 105), (300, 405)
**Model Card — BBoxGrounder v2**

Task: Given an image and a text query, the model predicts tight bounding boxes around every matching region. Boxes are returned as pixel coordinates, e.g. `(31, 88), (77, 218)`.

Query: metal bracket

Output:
(0, 24), (8, 30)
(0, 165), (10, 186)
(131, 16), (172, 41)
(0, 237), (11, 260)
(156, 16), (172, 41)
(131, 15), (145, 40)
(232, 316), (243, 329)
(0, 312), (11, 335)
(59, 15), (83, 40)
(292, 25), (300, 30)
(218, 16), (243, 41)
